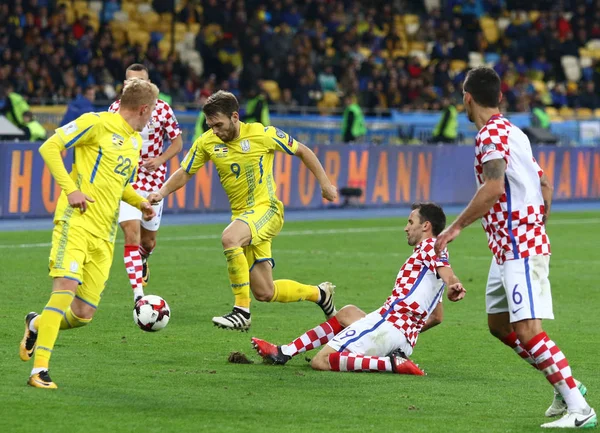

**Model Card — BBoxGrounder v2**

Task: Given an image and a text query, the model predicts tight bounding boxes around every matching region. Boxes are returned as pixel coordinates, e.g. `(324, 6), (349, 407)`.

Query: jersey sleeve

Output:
(421, 242), (451, 273)
(108, 100), (120, 113)
(53, 112), (101, 150)
(476, 124), (508, 164)
(161, 102), (182, 140)
(263, 126), (299, 155)
(180, 137), (208, 175)
(532, 157), (544, 178)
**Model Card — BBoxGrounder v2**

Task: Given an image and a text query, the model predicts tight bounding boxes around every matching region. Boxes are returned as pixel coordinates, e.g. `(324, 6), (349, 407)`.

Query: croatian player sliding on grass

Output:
(19, 79), (157, 389)
(253, 203), (466, 375)
(148, 90), (338, 331)
(434, 66), (596, 429)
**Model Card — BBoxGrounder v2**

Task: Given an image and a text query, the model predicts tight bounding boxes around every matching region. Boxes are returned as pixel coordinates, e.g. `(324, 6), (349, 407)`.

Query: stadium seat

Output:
(496, 17), (511, 32)
(545, 106), (558, 116)
(469, 52), (484, 68)
(559, 106), (575, 118)
(261, 80), (281, 103)
(189, 22), (201, 35)
(587, 39), (600, 50)
(317, 91), (340, 115)
(121, 3), (137, 16)
(528, 11), (540, 23)
(580, 56), (593, 68)
(480, 17), (499, 44)
(450, 60), (468, 74)
(561, 56), (581, 82)
(594, 108), (600, 118)
(576, 108), (593, 119)
(532, 80), (547, 94)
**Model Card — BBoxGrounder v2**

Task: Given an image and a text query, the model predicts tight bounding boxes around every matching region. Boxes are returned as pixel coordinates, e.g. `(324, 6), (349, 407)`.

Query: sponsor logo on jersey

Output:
(70, 261), (79, 272)
(214, 143), (229, 158)
(131, 137), (139, 150)
(240, 139), (251, 152)
(482, 143), (496, 153)
(275, 128), (286, 139)
(112, 134), (124, 147)
(61, 121), (78, 135)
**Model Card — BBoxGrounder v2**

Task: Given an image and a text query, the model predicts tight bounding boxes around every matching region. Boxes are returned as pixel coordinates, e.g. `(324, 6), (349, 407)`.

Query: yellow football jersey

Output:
(181, 122), (299, 215)
(51, 112), (142, 242)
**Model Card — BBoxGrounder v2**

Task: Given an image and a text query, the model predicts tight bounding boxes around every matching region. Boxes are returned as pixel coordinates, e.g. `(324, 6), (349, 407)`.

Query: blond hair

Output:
(120, 78), (159, 110)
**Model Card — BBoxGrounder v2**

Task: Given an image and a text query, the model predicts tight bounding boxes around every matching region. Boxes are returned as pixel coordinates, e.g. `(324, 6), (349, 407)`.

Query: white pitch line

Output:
(1, 217), (600, 249)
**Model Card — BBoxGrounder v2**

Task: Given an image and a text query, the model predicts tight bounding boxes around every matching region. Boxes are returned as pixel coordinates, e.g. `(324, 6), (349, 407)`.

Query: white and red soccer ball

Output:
(133, 295), (171, 332)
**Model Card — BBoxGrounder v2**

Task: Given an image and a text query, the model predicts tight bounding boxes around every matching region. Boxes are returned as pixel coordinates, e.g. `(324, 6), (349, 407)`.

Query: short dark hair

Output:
(411, 202), (446, 236)
(203, 90), (239, 118)
(126, 63), (148, 74)
(463, 67), (501, 108)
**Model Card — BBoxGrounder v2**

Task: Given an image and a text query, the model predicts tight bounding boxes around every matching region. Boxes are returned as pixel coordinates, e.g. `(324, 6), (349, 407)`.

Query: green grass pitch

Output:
(1, 212), (598, 433)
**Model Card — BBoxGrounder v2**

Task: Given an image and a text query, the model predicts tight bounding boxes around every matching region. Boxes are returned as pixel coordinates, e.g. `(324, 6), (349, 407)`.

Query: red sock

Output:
(281, 317), (343, 357)
(524, 332), (588, 412)
(124, 245), (144, 292)
(501, 331), (537, 369)
(328, 352), (392, 372)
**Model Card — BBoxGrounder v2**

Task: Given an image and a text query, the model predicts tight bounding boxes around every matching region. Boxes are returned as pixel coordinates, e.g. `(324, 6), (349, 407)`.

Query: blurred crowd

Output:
(1, 0), (600, 114)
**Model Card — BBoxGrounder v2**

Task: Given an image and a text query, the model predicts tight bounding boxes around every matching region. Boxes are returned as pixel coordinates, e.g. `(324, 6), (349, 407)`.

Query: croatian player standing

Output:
(434, 66), (596, 429)
(109, 64), (183, 303)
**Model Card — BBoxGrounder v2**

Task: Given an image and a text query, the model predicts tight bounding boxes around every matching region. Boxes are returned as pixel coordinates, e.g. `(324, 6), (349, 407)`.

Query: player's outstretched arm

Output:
(294, 143), (338, 201)
(540, 173), (553, 224)
(420, 303), (443, 333)
(437, 266), (466, 302)
(435, 158), (506, 254)
(143, 135), (183, 172)
(147, 167), (193, 204)
(39, 134), (95, 212)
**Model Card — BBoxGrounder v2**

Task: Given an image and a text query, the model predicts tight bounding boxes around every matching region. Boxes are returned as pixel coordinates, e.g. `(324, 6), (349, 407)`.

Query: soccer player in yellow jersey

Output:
(19, 78), (158, 389)
(148, 91), (338, 330)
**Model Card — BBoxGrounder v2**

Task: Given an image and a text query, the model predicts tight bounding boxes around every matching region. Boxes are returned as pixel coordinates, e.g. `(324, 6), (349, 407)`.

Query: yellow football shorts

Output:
(48, 222), (115, 309)
(234, 203), (284, 271)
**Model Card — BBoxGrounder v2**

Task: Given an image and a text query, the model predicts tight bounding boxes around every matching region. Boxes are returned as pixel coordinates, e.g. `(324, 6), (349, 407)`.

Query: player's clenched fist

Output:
(67, 190), (95, 213)
(140, 201), (156, 221)
(147, 192), (163, 204)
(321, 184), (338, 202)
(447, 283), (466, 302)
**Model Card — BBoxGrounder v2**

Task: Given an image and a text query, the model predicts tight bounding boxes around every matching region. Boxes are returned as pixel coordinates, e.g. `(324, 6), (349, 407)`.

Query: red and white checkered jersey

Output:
(378, 238), (449, 348)
(108, 99), (181, 191)
(474, 114), (550, 264)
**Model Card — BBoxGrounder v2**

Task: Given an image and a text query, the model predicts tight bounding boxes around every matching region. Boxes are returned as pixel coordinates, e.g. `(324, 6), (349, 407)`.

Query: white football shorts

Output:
(327, 311), (413, 358)
(485, 255), (554, 322)
(118, 189), (164, 231)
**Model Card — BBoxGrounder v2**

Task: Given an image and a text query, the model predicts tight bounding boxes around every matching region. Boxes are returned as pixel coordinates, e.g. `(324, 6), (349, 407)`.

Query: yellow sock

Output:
(33, 290), (75, 370)
(60, 307), (92, 330)
(224, 247), (251, 309)
(271, 279), (319, 303)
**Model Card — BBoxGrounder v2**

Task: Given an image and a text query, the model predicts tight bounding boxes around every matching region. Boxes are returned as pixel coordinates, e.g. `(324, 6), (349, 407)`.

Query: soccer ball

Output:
(133, 295), (171, 332)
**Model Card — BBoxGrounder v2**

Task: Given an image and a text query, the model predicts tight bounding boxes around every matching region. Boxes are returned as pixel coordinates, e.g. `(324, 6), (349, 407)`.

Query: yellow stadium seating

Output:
(559, 106), (575, 118)
(450, 60), (468, 73)
(480, 17), (499, 44)
(576, 108), (593, 119)
(261, 80), (281, 103)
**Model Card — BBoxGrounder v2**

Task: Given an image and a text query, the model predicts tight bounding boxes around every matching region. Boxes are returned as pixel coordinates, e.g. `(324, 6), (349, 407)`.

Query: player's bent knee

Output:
(70, 300), (97, 321)
(253, 286), (275, 302)
(336, 305), (365, 327)
(221, 232), (240, 249)
(310, 354), (331, 371)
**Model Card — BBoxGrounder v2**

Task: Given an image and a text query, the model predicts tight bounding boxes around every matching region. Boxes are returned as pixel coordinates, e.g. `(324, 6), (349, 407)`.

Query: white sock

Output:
(235, 306), (250, 314)
(30, 367), (45, 376)
(29, 316), (38, 333)
(133, 288), (144, 301)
